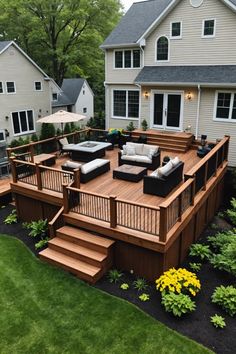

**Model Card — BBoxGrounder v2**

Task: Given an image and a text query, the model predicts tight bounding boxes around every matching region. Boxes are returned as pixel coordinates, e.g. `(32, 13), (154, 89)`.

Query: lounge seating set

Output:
(59, 138), (184, 197)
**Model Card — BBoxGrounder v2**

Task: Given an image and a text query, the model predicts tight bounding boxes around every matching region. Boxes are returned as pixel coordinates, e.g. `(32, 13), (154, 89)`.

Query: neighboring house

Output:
(0, 40), (53, 143)
(101, 0), (236, 166)
(52, 78), (94, 123)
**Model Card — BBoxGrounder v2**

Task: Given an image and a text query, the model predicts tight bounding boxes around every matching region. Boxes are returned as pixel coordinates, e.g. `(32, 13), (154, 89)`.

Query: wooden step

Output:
(48, 237), (107, 268)
(57, 225), (115, 255)
(39, 248), (101, 284)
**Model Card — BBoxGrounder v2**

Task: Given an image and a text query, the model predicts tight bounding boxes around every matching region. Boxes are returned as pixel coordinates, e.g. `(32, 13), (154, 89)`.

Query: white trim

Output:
(170, 21), (182, 39)
(150, 90), (184, 131)
(135, 81), (236, 88)
(202, 18), (216, 38)
(155, 36), (170, 63)
(0, 81), (4, 94)
(213, 90), (236, 122)
(34, 81), (43, 91)
(52, 92), (58, 101)
(5, 81), (16, 94)
(111, 88), (140, 119)
(11, 109), (36, 136)
(113, 49), (141, 69)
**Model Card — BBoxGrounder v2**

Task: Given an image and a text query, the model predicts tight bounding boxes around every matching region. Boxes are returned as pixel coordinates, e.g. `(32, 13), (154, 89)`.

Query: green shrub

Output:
(23, 219), (48, 238)
(161, 293), (196, 317)
(141, 119), (148, 131)
(87, 113), (105, 129)
(139, 293), (150, 302)
(35, 238), (50, 250)
(120, 283), (129, 290)
(107, 269), (123, 283)
(208, 230), (236, 251)
(189, 262), (202, 272)
(126, 121), (135, 131)
(40, 123), (55, 140)
(4, 209), (18, 224)
(133, 278), (148, 292)
(189, 243), (212, 261)
(210, 314), (226, 329)
(212, 285), (236, 316)
(227, 198), (236, 225)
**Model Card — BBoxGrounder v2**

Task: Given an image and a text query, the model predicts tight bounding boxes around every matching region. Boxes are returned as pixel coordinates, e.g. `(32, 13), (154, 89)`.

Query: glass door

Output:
(152, 91), (183, 130)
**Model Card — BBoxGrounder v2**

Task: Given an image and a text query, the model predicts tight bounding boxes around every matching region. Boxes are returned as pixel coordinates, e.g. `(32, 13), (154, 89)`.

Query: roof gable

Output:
(101, 0), (236, 48)
(61, 78), (86, 104)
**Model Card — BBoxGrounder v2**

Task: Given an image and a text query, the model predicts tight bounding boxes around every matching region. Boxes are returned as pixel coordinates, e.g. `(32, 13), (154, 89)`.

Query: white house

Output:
(52, 78), (94, 123)
(0, 40), (53, 143)
(101, 0), (236, 166)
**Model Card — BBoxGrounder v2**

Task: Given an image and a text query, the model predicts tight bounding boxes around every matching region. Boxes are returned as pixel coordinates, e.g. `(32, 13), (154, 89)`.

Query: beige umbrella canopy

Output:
(37, 110), (86, 133)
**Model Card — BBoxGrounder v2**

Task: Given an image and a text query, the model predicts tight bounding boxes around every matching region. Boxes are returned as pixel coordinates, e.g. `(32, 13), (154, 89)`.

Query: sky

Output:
(121, 0), (144, 12)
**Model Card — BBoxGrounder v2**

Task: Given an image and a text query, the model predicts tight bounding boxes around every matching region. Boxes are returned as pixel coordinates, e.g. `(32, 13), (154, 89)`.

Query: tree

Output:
(0, 0), (122, 85)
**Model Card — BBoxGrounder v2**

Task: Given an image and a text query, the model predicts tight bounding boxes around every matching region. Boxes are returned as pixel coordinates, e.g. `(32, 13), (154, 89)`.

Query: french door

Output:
(152, 91), (183, 130)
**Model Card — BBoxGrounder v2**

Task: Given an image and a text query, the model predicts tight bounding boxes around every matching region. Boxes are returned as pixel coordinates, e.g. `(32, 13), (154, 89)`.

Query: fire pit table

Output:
(69, 141), (112, 162)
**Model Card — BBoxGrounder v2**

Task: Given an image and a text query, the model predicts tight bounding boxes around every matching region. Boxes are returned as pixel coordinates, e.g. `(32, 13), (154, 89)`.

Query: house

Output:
(0, 40), (53, 143)
(52, 78), (94, 123)
(101, 0), (236, 166)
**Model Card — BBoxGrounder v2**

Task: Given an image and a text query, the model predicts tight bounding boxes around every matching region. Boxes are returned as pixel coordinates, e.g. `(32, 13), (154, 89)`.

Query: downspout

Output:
(195, 84), (201, 139)
(104, 82), (109, 130)
(135, 83), (142, 129)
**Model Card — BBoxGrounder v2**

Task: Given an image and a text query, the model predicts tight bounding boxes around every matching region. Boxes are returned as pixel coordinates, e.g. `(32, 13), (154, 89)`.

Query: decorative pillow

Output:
(122, 145), (127, 155)
(171, 156), (180, 167)
(59, 138), (69, 146)
(148, 149), (157, 160)
(158, 160), (173, 176)
(126, 146), (136, 156)
(143, 144), (159, 156)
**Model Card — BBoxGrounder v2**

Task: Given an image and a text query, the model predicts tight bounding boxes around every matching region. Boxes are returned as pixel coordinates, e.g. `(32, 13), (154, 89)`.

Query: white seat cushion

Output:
(64, 161), (82, 169)
(134, 155), (152, 163)
(81, 159), (109, 174)
(121, 155), (137, 162)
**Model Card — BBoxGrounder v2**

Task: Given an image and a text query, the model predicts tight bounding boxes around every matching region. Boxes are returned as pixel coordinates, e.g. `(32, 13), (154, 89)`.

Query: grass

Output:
(0, 235), (213, 354)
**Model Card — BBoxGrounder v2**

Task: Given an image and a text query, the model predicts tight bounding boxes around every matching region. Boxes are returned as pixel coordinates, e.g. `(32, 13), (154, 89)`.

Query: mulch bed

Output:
(0, 204), (235, 354)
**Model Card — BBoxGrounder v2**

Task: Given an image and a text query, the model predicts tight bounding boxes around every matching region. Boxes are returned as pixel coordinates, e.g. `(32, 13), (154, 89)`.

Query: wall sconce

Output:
(39, 109), (42, 113)
(185, 125), (192, 133)
(186, 92), (193, 100)
(144, 91), (149, 99)
(5, 116), (9, 120)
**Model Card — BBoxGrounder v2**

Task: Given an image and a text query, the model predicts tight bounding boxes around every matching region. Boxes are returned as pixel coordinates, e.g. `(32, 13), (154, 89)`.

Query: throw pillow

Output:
(123, 145), (127, 155)
(158, 160), (173, 176)
(126, 146), (136, 156)
(171, 156), (180, 167)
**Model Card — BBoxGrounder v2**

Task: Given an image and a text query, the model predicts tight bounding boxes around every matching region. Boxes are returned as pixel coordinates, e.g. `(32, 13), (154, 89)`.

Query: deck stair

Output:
(131, 130), (194, 152)
(39, 225), (115, 284)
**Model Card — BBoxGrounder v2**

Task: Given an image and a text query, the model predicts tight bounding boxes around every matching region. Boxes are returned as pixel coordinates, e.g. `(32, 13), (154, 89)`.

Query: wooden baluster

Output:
(29, 143), (34, 163)
(10, 156), (17, 183)
(73, 168), (80, 189)
(178, 194), (182, 222)
(191, 177), (196, 206)
(63, 184), (69, 214)
(35, 163), (42, 190)
(159, 206), (167, 242)
(110, 195), (117, 228)
(214, 151), (218, 176)
(203, 161), (208, 191)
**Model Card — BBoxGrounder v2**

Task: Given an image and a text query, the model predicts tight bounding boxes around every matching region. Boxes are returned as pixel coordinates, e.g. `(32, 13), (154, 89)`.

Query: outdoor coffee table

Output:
(113, 164), (147, 182)
(33, 153), (56, 166)
(69, 141), (112, 162)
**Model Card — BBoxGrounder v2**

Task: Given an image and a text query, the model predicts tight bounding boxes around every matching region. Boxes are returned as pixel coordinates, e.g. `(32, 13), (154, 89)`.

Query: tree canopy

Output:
(0, 0), (123, 111)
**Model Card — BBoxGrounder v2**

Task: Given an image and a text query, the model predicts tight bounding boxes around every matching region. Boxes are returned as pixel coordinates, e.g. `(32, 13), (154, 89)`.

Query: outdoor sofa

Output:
(143, 157), (184, 197)
(118, 142), (160, 170)
(62, 158), (110, 183)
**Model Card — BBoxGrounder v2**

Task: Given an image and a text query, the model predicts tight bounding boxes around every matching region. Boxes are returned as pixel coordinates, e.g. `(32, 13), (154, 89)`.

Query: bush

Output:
(120, 283), (129, 290)
(87, 113), (105, 129)
(208, 229), (236, 251)
(189, 243), (212, 261)
(227, 198), (236, 225)
(156, 268), (201, 297)
(141, 119), (148, 131)
(161, 293), (196, 317)
(139, 293), (150, 302)
(23, 219), (48, 238)
(126, 122), (135, 131)
(210, 314), (226, 329)
(40, 123), (55, 140)
(189, 263), (202, 272)
(4, 209), (18, 224)
(133, 278), (148, 292)
(107, 269), (123, 283)
(212, 285), (236, 316)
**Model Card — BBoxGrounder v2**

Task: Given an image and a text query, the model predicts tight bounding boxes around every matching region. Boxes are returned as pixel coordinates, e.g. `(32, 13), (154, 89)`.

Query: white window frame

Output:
(6, 81), (16, 94)
(11, 109), (35, 136)
(0, 81), (4, 94)
(202, 19), (216, 38)
(170, 21), (182, 39)
(34, 81), (42, 91)
(112, 89), (140, 120)
(0, 129), (6, 142)
(113, 49), (141, 69)
(155, 36), (170, 63)
(213, 90), (236, 122)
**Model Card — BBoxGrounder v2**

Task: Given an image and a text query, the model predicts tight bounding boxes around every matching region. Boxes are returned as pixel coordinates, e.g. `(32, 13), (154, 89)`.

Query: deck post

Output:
(110, 195), (117, 228)
(35, 163), (42, 190)
(203, 161), (208, 191)
(73, 168), (80, 189)
(10, 157), (17, 183)
(214, 151), (219, 177)
(159, 206), (167, 242)
(63, 184), (69, 214)
(29, 143), (34, 163)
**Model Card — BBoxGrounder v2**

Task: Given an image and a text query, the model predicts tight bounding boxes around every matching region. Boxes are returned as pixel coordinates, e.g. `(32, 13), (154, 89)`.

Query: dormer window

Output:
(202, 19), (215, 37)
(52, 93), (58, 101)
(170, 22), (182, 39)
(35, 81), (42, 91)
(114, 49), (140, 68)
(156, 36), (169, 61)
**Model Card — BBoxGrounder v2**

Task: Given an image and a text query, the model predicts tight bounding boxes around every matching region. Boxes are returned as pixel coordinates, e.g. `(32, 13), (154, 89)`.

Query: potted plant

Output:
(141, 119), (148, 131)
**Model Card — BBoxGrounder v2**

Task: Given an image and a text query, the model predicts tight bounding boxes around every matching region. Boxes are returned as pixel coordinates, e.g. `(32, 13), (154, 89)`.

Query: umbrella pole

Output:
(61, 122), (64, 136)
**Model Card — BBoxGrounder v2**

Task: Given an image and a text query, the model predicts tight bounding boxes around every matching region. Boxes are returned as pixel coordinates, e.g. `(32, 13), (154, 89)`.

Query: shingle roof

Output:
(101, 0), (173, 47)
(101, 0), (236, 48)
(135, 65), (236, 85)
(0, 41), (12, 53)
(52, 78), (86, 108)
(52, 92), (73, 108)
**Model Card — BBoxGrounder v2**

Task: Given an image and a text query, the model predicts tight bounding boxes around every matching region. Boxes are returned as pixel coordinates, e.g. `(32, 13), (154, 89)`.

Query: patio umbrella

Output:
(37, 110), (86, 134)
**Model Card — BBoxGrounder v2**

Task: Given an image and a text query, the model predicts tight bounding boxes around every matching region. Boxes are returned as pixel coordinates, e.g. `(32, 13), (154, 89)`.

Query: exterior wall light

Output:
(186, 92), (193, 100)
(5, 116), (9, 120)
(144, 91), (149, 99)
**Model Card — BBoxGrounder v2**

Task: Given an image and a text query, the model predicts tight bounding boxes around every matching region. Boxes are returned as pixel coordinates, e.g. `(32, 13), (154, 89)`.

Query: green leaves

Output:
(212, 285), (236, 317)
(4, 209), (18, 224)
(210, 314), (226, 329)
(189, 243), (212, 261)
(161, 293), (196, 317)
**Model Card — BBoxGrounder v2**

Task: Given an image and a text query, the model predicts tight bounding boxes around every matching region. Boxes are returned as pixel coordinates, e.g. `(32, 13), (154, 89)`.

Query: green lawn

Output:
(0, 235), (213, 354)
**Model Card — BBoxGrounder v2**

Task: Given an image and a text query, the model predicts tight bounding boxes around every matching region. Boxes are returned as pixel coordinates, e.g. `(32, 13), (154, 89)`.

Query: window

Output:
(203, 19), (215, 37)
(12, 110), (35, 135)
(113, 90), (139, 118)
(0, 82), (3, 94)
(0, 130), (5, 142)
(156, 36), (169, 61)
(35, 81), (42, 91)
(83, 107), (87, 113)
(114, 49), (140, 68)
(6, 82), (15, 93)
(171, 22), (182, 38)
(83, 90), (85, 95)
(215, 92), (236, 121)
(52, 93), (58, 101)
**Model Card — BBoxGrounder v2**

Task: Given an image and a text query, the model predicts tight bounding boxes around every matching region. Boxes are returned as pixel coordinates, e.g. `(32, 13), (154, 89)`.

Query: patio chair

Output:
(0, 143), (10, 178)
(58, 137), (76, 155)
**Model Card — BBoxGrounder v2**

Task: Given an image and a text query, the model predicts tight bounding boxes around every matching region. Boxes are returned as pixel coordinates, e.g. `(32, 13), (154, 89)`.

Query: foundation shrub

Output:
(189, 243), (212, 261)
(212, 285), (236, 316)
(161, 293), (196, 317)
